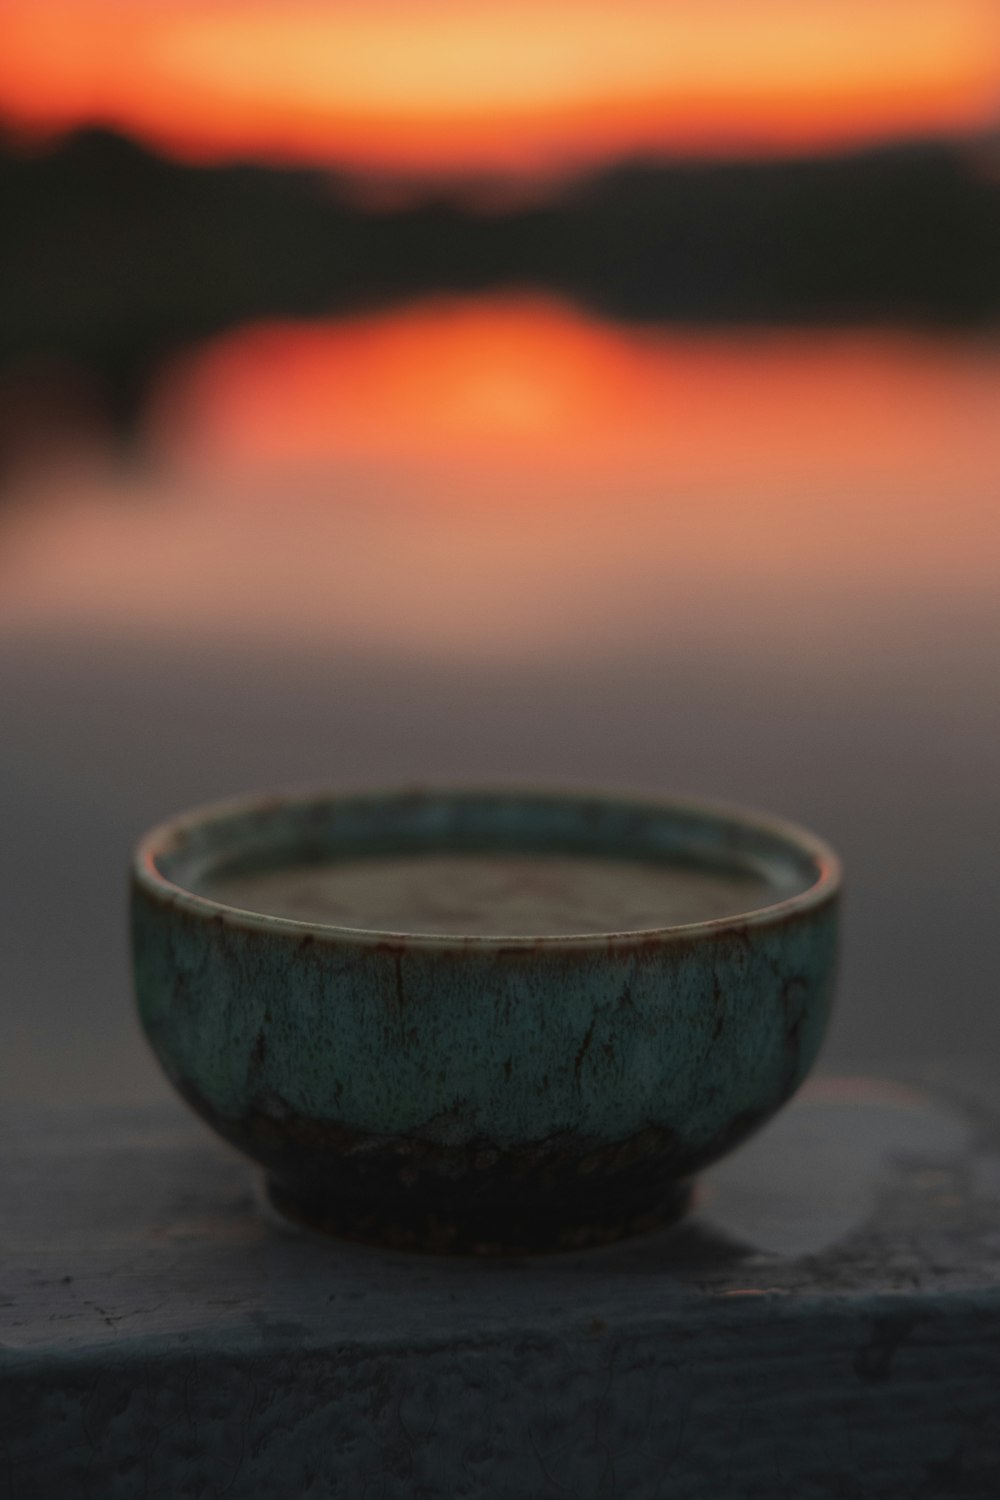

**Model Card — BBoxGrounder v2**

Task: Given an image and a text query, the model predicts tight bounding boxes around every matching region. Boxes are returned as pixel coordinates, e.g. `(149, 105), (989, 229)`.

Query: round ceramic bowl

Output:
(131, 787), (840, 1253)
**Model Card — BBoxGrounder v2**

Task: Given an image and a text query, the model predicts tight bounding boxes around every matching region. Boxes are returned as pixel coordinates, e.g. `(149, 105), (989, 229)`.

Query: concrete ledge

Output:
(2, 1072), (999, 1497)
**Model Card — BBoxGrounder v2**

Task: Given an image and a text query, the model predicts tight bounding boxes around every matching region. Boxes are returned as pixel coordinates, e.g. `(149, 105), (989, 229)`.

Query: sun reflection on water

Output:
(1, 296), (997, 662)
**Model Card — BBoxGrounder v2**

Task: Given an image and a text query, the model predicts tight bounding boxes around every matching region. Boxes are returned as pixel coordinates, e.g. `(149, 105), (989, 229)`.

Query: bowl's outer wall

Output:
(131, 880), (839, 1174)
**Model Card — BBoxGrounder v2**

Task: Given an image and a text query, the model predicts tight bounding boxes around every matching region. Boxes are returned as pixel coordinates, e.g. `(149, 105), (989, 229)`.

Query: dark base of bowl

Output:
(266, 1175), (694, 1255)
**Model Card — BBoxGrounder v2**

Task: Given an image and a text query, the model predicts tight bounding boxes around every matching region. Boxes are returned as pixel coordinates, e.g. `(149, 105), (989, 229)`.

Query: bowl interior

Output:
(145, 789), (831, 940)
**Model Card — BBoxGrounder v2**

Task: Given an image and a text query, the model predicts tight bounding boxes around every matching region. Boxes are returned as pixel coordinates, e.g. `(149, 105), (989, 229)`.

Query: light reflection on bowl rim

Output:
(133, 783), (841, 951)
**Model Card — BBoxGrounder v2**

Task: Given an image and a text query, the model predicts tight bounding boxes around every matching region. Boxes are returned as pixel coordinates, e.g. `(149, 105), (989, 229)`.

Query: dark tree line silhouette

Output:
(2, 126), (997, 428)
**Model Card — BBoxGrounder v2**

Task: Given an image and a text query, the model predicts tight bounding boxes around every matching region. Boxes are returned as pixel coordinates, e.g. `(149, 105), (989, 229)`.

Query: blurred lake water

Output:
(1, 293), (998, 1102)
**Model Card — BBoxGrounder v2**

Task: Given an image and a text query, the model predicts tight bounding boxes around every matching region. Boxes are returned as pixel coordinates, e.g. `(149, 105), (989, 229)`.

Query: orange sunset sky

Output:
(2, 0), (999, 175)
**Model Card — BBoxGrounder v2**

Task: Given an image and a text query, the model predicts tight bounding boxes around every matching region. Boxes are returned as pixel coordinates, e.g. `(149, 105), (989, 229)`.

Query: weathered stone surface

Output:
(2, 1070), (999, 1497)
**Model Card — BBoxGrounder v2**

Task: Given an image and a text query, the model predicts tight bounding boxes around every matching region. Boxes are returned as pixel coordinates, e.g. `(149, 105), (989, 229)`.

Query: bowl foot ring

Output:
(265, 1175), (694, 1255)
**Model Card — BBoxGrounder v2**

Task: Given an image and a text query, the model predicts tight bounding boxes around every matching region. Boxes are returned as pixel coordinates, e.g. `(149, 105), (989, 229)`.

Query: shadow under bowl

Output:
(131, 786), (840, 1253)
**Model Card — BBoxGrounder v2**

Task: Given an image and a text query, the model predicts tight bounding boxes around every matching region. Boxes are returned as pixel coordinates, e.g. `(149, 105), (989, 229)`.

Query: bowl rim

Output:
(132, 783), (841, 951)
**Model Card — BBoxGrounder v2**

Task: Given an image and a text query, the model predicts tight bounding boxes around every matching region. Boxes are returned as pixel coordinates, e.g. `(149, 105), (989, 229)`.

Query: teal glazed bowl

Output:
(131, 788), (841, 1253)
